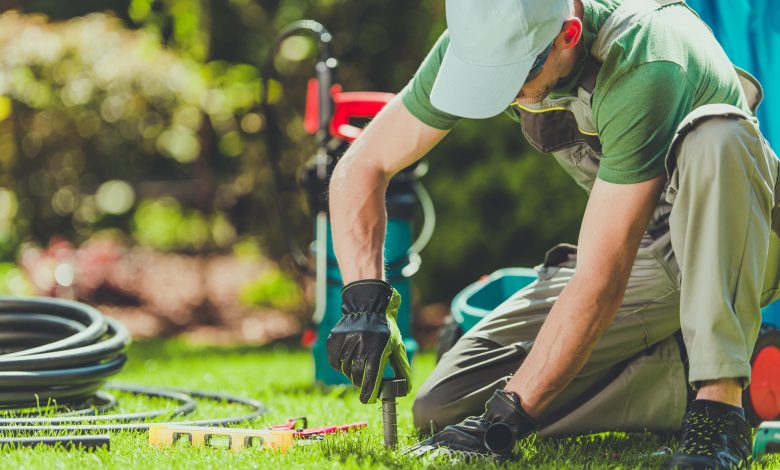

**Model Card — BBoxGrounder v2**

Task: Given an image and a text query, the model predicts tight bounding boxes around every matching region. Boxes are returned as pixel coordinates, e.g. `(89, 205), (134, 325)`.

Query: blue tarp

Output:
(686, 0), (780, 148)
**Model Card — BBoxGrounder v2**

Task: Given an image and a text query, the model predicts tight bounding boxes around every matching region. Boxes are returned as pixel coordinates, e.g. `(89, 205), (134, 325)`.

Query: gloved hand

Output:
(404, 389), (538, 459)
(326, 280), (412, 404)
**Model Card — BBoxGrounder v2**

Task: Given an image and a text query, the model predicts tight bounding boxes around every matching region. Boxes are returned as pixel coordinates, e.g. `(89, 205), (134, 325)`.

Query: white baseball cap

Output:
(431, 0), (573, 119)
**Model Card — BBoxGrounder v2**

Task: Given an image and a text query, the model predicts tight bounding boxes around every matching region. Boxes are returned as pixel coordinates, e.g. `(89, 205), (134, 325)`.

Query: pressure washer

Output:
(0, 21), (427, 453)
(259, 20), (435, 385)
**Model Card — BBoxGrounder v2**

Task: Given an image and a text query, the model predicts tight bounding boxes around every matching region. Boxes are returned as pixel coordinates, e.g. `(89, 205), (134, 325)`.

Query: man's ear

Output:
(559, 18), (583, 49)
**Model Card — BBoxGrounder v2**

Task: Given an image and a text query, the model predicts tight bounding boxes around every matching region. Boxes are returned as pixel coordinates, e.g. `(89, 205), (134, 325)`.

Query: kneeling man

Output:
(326, 0), (780, 467)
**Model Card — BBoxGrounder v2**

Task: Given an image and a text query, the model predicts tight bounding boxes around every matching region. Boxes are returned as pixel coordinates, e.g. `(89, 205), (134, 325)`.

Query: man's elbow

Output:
(331, 153), (389, 189)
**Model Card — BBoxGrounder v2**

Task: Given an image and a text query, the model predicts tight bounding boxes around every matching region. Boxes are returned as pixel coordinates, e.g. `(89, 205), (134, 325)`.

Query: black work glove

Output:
(404, 389), (538, 459)
(326, 280), (412, 404)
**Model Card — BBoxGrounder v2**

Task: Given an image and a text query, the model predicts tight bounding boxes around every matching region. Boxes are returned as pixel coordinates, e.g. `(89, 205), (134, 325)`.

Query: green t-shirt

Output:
(401, 0), (750, 184)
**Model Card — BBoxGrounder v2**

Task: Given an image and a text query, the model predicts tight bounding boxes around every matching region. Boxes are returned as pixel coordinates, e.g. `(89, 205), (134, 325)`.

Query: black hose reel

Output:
(0, 297), (268, 447)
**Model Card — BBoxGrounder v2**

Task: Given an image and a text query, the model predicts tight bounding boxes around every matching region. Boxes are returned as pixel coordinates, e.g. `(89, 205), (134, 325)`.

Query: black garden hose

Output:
(0, 297), (128, 408)
(0, 297), (267, 437)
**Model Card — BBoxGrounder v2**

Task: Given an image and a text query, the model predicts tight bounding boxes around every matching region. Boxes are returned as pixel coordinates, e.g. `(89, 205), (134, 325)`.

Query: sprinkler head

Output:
(379, 378), (409, 447)
(379, 379), (409, 401)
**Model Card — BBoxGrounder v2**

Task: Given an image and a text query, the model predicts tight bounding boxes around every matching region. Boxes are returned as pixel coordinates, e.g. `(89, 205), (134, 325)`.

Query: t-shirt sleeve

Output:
(400, 31), (461, 130)
(594, 61), (696, 184)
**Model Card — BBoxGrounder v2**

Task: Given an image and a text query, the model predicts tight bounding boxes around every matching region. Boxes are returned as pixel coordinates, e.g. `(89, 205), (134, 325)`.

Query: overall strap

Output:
(579, 56), (601, 97)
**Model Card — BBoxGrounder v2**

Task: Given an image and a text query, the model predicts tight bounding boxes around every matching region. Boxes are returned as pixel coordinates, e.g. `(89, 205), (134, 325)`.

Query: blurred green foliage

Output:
(4, 0), (587, 304)
(0, 262), (34, 295)
(0, 11), (258, 254)
(132, 197), (236, 250)
(239, 269), (303, 311)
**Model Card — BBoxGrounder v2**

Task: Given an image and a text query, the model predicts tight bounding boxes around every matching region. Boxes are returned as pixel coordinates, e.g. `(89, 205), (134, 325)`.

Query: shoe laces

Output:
(678, 410), (721, 457)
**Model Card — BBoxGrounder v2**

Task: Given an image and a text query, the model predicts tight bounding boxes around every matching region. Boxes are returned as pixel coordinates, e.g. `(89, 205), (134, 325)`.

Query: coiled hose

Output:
(0, 297), (267, 435)
(0, 297), (128, 408)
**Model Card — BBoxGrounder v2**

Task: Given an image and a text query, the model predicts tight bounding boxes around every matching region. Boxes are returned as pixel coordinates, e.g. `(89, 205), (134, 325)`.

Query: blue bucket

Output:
(762, 300), (780, 329)
(450, 267), (539, 333)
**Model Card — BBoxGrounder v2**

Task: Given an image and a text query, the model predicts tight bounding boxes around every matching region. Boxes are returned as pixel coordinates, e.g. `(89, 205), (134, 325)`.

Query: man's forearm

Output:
(504, 176), (665, 419)
(326, 98), (449, 285)
(328, 158), (389, 283)
(505, 272), (626, 417)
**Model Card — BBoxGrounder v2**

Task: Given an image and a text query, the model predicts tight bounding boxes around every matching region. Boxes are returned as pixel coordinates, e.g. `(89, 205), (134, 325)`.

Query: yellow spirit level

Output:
(148, 423), (294, 452)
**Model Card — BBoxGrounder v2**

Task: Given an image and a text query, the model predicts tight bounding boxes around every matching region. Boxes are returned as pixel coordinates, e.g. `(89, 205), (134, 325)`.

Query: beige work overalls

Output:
(413, 0), (780, 435)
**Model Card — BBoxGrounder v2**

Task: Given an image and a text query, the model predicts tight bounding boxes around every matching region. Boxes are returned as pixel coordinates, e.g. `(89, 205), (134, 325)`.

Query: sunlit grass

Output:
(1, 340), (778, 469)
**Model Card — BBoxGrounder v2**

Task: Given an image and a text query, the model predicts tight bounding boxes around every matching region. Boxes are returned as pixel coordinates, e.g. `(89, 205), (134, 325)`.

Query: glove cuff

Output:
(482, 389), (538, 455)
(341, 279), (394, 315)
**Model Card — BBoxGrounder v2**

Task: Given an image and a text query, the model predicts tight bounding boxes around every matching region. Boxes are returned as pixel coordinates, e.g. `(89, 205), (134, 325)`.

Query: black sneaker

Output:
(666, 400), (753, 469)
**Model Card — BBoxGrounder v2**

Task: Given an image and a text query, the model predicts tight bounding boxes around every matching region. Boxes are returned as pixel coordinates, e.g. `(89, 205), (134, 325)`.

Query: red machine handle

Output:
(304, 79), (394, 142)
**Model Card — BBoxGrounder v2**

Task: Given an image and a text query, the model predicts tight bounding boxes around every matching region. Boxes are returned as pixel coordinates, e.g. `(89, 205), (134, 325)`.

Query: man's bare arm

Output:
(506, 174), (666, 417)
(328, 96), (449, 283)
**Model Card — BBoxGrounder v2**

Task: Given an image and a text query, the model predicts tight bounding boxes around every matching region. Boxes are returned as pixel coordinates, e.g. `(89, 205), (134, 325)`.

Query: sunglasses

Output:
(524, 42), (554, 84)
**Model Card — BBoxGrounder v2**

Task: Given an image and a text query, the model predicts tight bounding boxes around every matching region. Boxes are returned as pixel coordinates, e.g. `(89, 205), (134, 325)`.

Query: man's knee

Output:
(411, 372), (469, 433)
(676, 116), (759, 178)
(673, 114), (777, 220)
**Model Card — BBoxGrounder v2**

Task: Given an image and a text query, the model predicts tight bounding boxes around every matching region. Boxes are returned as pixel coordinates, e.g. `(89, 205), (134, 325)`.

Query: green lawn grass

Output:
(2, 340), (778, 469)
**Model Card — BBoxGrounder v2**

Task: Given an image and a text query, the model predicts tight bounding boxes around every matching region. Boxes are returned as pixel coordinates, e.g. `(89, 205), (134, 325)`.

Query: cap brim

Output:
(430, 48), (533, 119)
